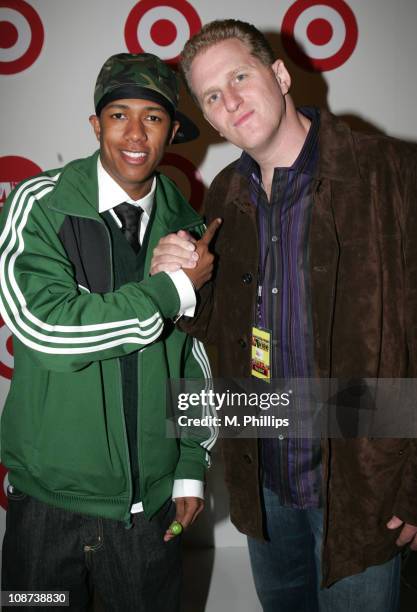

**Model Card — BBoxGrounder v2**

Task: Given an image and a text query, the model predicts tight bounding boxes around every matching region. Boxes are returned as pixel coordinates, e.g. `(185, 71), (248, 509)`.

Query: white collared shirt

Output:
(98, 159), (155, 244)
(97, 159), (203, 512)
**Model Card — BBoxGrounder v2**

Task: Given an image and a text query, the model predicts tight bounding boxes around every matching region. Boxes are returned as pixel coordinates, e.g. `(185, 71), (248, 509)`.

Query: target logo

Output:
(0, 315), (13, 380)
(0, 464), (9, 510)
(0, 0), (44, 75)
(125, 0), (202, 66)
(0, 155), (42, 209)
(281, 0), (358, 72)
(159, 153), (205, 212)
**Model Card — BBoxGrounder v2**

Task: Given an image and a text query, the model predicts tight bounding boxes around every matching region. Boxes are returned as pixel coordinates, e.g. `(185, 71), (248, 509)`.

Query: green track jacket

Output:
(0, 151), (216, 523)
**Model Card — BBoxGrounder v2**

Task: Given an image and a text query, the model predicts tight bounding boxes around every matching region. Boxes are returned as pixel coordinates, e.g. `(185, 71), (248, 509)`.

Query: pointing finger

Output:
(199, 218), (222, 246)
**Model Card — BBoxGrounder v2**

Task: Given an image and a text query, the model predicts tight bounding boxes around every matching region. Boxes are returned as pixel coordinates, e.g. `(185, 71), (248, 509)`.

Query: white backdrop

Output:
(1, 1), (417, 607)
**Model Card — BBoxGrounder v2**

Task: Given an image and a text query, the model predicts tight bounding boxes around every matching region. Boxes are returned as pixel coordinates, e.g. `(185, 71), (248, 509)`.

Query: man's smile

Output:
(233, 110), (254, 128)
(120, 150), (149, 164)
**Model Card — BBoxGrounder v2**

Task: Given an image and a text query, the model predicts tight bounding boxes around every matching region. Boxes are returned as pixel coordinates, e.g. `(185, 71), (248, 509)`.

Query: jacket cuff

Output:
(138, 272), (180, 319)
(174, 456), (207, 482)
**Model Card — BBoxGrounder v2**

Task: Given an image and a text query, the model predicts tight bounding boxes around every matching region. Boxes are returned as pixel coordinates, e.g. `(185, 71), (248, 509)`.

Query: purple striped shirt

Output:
(237, 107), (322, 508)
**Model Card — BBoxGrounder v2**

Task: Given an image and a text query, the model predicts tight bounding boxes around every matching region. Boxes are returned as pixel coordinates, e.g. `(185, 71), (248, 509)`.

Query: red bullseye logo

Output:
(0, 0), (44, 75)
(125, 0), (202, 66)
(159, 153), (205, 212)
(282, 0), (358, 72)
(0, 155), (42, 208)
(0, 464), (8, 510)
(0, 315), (13, 380)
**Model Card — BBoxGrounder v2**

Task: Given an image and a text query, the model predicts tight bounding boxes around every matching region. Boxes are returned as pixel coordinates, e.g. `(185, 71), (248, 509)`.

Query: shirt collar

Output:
(97, 158), (156, 217)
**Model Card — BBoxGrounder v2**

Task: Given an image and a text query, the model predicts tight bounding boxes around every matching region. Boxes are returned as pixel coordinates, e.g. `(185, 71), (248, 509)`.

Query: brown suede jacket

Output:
(184, 109), (417, 586)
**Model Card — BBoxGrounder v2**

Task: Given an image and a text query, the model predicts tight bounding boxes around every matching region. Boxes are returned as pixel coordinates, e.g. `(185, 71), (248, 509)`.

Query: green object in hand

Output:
(169, 521), (183, 536)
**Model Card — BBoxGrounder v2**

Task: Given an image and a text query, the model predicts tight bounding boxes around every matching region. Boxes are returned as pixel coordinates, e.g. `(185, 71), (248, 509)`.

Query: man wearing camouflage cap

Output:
(0, 52), (220, 610)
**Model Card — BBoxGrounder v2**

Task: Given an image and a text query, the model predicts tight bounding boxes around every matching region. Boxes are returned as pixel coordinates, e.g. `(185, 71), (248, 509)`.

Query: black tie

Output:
(114, 203), (143, 253)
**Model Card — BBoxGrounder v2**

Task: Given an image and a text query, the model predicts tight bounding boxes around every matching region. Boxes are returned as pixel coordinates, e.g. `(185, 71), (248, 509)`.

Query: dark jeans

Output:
(247, 486), (401, 612)
(2, 486), (182, 611)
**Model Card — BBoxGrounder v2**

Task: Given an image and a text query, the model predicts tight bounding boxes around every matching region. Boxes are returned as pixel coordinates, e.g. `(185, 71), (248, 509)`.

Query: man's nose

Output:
(223, 88), (242, 113)
(126, 120), (147, 141)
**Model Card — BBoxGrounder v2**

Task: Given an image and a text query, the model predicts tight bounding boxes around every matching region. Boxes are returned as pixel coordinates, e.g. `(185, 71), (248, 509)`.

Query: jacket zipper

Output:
(117, 358), (134, 527)
(136, 349), (145, 517)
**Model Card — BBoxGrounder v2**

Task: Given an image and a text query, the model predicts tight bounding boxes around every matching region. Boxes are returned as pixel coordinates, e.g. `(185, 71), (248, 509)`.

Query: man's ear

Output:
(89, 114), (101, 141)
(272, 59), (291, 96)
(168, 120), (180, 145)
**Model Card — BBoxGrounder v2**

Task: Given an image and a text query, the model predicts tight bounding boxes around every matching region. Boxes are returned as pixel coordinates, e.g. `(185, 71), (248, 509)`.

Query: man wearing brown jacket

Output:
(151, 19), (417, 612)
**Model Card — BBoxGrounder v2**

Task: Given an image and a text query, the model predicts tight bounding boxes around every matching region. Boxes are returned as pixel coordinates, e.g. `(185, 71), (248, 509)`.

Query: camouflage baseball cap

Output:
(94, 53), (198, 144)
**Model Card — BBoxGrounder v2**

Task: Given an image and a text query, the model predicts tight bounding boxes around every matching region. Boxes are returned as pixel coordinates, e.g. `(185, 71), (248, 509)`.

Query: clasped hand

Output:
(151, 219), (222, 290)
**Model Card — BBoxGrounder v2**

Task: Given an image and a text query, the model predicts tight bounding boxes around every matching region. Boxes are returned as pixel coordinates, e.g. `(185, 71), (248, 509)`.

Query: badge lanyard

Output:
(252, 202), (272, 382)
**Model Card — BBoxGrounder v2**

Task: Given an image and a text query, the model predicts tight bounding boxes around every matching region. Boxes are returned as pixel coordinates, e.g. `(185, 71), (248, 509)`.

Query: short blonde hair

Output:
(180, 19), (274, 102)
